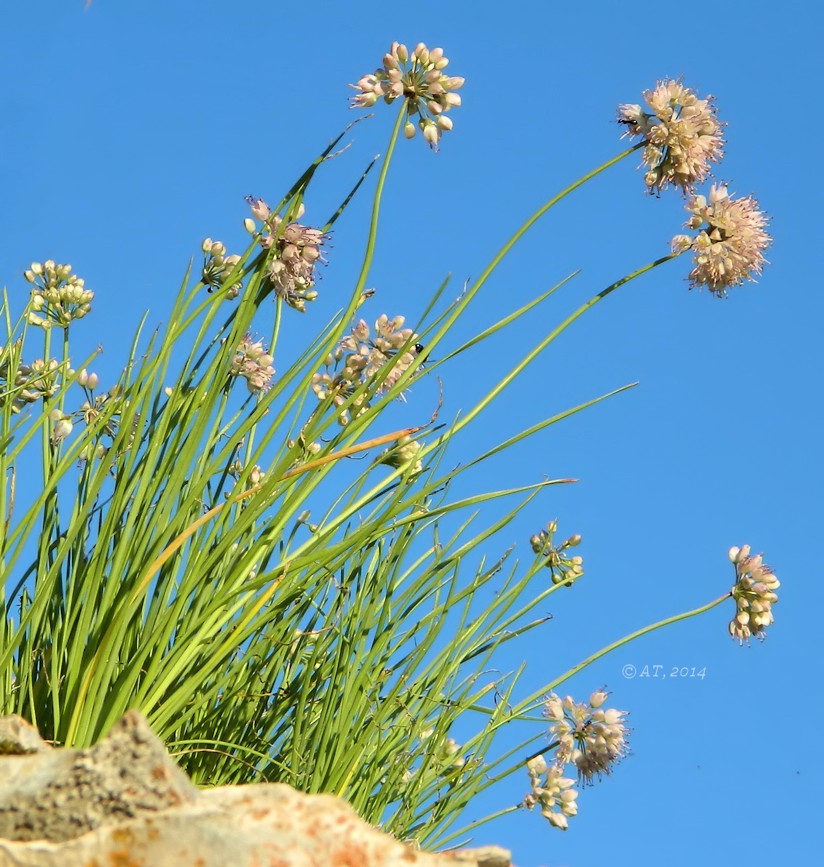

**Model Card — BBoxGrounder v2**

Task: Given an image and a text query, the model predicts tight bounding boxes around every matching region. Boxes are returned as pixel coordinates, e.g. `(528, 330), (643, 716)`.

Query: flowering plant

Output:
(0, 43), (775, 850)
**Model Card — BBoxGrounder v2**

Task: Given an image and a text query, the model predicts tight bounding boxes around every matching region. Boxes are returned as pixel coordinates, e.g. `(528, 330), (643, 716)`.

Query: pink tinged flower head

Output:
(229, 335), (275, 395)
(245, 199), (329, 311)
(312, 313), (421, 426)
(728, 545), (780, 644)
(542, 690), (630, 785)
(618, 79), (724, 195)
(349, 41), (464, 151)
(671, 184), (771, 296)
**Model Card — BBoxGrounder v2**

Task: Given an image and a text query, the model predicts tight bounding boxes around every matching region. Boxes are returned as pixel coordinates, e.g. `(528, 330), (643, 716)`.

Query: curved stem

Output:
(544, 591), (732, 696)
(434, 805), (520, 849)
(350, 104), (406, 303)
(436, 252), (679, 443)
(472, 142), (643, 296)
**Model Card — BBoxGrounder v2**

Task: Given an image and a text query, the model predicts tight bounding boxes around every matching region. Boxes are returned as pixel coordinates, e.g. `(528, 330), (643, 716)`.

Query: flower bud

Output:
(589, 690), (608, 708)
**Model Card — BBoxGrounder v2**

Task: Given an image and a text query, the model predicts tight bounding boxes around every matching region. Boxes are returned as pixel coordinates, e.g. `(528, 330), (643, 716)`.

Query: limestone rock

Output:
(0, 712), (511, 867)
(0, 710), (197, 843)
(0, 716), (49, 755)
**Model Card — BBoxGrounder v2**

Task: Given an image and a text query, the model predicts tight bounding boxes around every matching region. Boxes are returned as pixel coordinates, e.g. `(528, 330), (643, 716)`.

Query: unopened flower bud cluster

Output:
(530, 520), (584, 586)
(245, 197), (327, 312)
(430, 735), (466, 776)
(379, 434), (423, 474)
(523, 756), (578, 831)
(0, 350), (60, 413)
(728, 545), (779, 644)
(24, 261), (93, 328)
(397, 727), (469, 792)
(201, 239), (242, 298)
(312, 314), (421, 425)
(350, 41), (464, 151)
(287, 431), (322, 465)
(229, 335), (275, 395)
(228, 459), (266, 488)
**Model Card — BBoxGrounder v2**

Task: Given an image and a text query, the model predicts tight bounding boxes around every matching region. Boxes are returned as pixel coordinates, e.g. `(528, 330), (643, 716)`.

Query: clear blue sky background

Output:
(2, 2), (820, 865)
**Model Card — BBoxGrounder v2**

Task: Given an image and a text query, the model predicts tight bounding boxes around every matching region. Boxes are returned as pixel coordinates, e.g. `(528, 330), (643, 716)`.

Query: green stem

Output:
(472, 142), (643, 296)
(433, 252), (679, 444)
(435, 805), (520, 849)
(545, 591), (732, 696)
(349, 103), (406, 305)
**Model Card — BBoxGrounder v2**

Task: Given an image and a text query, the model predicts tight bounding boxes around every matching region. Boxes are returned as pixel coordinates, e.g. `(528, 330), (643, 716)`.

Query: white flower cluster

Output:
(24, 261), (93, 328)
(524, 690), (629, 830)
(728, 545), (779, 644)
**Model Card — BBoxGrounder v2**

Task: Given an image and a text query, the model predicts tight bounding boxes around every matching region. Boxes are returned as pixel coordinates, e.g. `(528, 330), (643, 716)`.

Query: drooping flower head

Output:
(523, 755), (579, 831)
(245, 197), (328, 312)
(0, 351), (59, 414)
(349, 42), (464, 151)
(618, 80), (724, 194)
(671, 184), (771, 296)
(543, 690), (630, 786)
(728, 545), (779, 644)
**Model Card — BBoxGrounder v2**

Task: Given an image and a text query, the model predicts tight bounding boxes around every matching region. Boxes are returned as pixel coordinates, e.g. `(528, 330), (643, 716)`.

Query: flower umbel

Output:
(530, 520), (584, 586)
(728, 545), (779, 644)
(312, 314), (421, 425)
(379, 434), (423, 475)
(245, 198), (327, 312)
(24, 261), (93, 328)
(350, 42), (464, 151)
(522, 755), (579, 831)
(618, 80), (724, 194)
(201, 239), (242, 298)
(229, 335), (275, 395)
(0, 350), (60, 413)
(543, 690), (630, 785)
(671, 184), (771, 295)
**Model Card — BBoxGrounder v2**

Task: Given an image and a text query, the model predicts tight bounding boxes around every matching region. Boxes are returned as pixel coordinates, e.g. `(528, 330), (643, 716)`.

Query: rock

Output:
(0, 712), (511, 867)
(0, 710), (198, 843)
(0, 716), (50, 755)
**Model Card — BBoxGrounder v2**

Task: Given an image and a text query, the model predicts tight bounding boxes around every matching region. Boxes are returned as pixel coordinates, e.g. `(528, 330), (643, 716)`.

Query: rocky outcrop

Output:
(0, 712), (511, 867)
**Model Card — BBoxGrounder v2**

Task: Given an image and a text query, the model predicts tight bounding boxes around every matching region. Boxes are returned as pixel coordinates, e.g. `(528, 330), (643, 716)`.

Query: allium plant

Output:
(1, 42), (776, 851)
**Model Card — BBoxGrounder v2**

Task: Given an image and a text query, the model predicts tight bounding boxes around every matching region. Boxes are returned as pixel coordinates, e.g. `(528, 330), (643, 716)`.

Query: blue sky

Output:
(2, 2), (820, 865)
